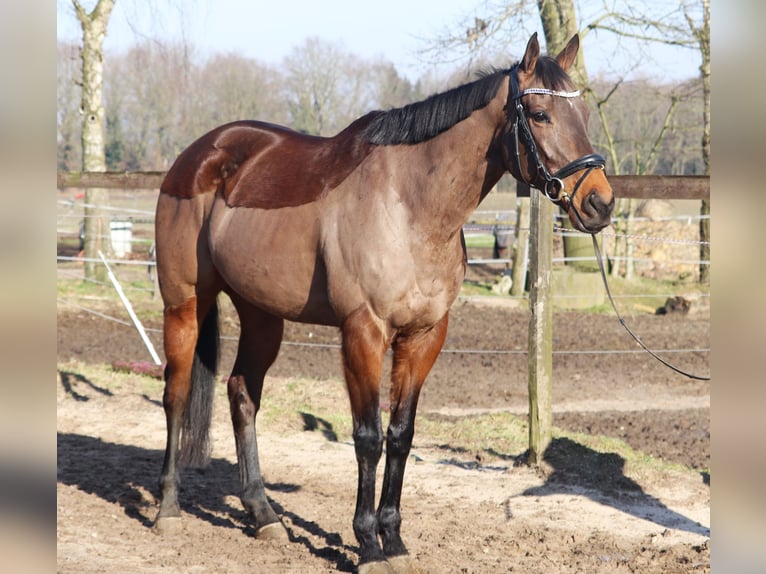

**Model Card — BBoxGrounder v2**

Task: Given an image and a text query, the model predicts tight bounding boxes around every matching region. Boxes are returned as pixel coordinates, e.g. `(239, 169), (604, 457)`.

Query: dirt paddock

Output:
(57, 295), (710, 573)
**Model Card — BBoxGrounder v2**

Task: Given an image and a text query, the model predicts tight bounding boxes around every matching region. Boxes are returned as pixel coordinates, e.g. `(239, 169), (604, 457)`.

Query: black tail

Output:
(179, 300), (220, 468)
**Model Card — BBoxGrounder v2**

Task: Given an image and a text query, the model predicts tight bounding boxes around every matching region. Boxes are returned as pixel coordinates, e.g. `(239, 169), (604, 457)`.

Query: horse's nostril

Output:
(586, 190), (614, 218)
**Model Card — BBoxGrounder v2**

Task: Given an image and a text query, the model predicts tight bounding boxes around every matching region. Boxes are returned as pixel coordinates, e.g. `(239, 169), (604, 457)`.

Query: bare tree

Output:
(430, 0), (709, 280)
(369, 62), (418, 110)
(283, 38), (346, 135)
(283, 38), (414, 136)
(57, 42), (82, 171)
(61, 33), (425, 173)
(537, 0), (599, 270)
(198, 54), (284, 128)
(284, 37), (408, 135)
(588, 0), (709, 281)
(72, 0), (115, 281)
(684, 0), (710, 284)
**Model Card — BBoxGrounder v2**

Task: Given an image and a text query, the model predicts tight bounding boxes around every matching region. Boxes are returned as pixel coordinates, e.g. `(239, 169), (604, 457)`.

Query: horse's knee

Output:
(386, 422), (414, 457)
(353, 509), (380, 541)
(378, 505), (401, 533)
(353, 423), (384, 461)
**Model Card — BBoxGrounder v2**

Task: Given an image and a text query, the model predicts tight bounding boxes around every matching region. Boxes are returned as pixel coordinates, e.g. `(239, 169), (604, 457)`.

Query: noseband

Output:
(509, 65), (606, 215)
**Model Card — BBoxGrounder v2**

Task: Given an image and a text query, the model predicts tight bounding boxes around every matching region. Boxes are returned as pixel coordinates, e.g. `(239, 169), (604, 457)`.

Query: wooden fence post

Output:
(527, 189), (553, 465)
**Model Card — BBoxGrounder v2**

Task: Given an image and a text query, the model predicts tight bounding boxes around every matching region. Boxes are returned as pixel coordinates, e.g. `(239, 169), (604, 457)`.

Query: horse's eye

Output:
(530, 111), (550, 124)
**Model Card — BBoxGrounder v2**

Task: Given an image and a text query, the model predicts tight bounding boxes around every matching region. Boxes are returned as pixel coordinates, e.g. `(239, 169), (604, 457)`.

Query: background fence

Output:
(56, 171), (710, 300)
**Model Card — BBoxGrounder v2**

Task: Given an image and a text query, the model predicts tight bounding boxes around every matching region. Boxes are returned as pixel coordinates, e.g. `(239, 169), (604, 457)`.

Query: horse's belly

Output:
(208, 203), (340, 325)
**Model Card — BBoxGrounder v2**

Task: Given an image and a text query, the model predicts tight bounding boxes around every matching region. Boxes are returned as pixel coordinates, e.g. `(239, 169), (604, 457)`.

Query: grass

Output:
(458, 281), (499, 297)
(59, 359), (165, 397)
(577, 272), (710, 314)
(57, 361), (700, 480)
(415, 411), (530, 457)
(463, 233), (496, 249)
(457, 260), (709, 314)
(57, 271), (162, 314)
(259, 377), (355, 438)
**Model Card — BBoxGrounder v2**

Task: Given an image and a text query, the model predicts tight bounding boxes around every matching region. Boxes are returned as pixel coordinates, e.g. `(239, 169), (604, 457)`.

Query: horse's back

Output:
(160, 118), (376, 209)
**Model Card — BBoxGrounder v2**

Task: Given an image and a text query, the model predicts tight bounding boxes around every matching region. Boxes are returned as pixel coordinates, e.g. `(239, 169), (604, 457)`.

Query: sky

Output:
(56, 0), (702, 83)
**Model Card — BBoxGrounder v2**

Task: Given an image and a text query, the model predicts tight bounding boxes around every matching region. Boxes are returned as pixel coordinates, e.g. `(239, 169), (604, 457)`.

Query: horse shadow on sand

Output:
(454, 436), (710, 538)
(57, 429), (359, 571)
(58, 370), (363, 573)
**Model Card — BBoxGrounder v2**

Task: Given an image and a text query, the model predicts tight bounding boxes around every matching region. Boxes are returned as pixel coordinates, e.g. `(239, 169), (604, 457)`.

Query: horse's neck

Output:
(395, 97), (508, 237)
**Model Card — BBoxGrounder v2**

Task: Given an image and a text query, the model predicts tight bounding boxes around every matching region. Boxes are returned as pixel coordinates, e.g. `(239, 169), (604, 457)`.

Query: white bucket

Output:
(110, 219), (133, 257)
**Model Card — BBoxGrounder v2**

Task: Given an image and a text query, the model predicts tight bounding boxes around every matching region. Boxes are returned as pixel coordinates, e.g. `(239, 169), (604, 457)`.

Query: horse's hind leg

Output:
(378, 314), (449, 572)
(227, 297), (287, 540)
(154, 191), (221, 531)
(155, 292), (219, 530)
(156, 297), (196, 526)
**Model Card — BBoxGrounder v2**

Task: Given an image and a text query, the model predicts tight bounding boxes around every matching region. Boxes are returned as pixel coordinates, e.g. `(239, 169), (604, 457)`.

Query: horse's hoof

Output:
(153, 516), (182, 535)
(358, 561), (394, 574)
(387, 555), (420, 574)
(256, 522), (288, 541)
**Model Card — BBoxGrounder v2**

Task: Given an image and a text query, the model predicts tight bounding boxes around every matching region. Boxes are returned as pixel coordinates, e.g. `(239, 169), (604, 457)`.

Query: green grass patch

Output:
(416, 411), (529, 457)
(57, 274), (162, 317)
(459, 281), (498, 297)
(259, 377), (355, 440)
(463, 233), (496, 249)
(57, 363), (701, 481)
(58, 360), (165, 397)
(575, 272), (710, 314)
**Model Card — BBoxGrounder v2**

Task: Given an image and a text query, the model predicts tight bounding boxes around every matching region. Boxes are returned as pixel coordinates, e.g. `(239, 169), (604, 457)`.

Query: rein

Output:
(588, 232), (710, 381)
(509, 66), (710, 381)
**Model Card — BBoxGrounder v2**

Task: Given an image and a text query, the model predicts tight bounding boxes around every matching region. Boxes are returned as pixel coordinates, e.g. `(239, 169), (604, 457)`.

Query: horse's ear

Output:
(556, 34), (580, 72)
(520, 32), (540, 73)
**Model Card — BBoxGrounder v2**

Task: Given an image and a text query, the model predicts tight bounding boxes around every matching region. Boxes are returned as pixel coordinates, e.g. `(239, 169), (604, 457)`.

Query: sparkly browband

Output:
(516, 87), (581, 99)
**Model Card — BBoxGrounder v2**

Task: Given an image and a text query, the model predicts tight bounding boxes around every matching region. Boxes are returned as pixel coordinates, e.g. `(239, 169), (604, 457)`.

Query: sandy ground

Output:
(57, 293), (710, 572)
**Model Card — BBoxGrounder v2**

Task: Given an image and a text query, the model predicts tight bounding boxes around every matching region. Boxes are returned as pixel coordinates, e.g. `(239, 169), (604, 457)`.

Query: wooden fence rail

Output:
(58, 171), (166, 190)
(57, 171), (710, 200)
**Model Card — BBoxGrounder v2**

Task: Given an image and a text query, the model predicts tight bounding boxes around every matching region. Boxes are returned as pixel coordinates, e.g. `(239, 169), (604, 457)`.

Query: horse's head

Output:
(503, 33), (614, 234)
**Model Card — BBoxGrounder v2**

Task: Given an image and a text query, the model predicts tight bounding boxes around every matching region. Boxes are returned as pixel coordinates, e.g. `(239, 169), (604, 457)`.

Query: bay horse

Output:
(154, 33), (613, 573)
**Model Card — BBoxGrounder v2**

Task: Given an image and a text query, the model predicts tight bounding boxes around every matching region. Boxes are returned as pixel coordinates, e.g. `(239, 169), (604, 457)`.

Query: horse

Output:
(153, 33), (613, 573)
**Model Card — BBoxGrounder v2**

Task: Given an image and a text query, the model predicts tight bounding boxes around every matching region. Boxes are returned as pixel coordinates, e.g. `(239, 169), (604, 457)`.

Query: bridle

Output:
(508, 65), (606, 219)
(507, 65), (710, 381)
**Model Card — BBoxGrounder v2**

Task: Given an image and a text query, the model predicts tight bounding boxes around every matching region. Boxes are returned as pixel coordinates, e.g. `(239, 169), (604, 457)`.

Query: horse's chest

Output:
(366, 247), (465, 331)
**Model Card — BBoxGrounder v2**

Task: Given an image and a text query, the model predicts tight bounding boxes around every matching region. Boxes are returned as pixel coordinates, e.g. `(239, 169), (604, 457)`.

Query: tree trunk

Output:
(697, 0), (710, 284)
(537, 0), (597, 271)
(74, 0), (115, 281)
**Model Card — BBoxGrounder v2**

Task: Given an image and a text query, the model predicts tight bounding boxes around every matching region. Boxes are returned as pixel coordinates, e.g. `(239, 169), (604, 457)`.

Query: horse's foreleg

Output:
(378, 314), (449, 568)
(341, 307), (389, 570)
(227, 303), (286, 539)
(156, 297), (198, 528)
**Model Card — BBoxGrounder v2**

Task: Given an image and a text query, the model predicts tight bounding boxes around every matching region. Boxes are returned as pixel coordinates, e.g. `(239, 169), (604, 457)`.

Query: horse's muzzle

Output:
(570, 189), (614, 234)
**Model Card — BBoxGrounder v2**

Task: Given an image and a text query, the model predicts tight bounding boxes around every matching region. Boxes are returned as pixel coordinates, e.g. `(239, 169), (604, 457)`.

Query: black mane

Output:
(361, 55), (574, 146)
(361, 69), (508, 146)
